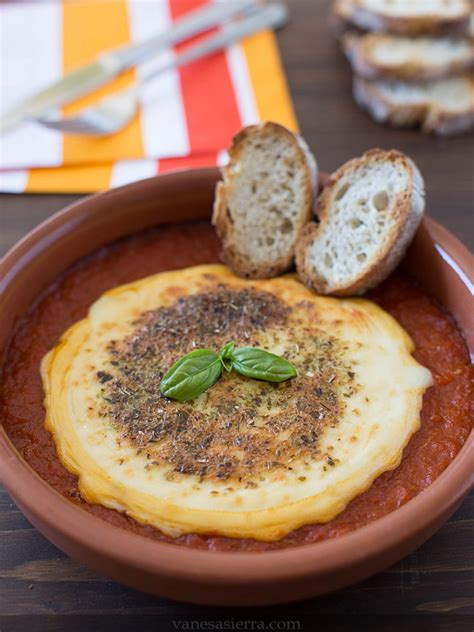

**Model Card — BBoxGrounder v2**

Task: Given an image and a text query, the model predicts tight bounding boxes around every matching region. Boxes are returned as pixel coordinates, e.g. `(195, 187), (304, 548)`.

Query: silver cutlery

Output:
(36, 3), (288, 136)
(0, 0), (260, 134)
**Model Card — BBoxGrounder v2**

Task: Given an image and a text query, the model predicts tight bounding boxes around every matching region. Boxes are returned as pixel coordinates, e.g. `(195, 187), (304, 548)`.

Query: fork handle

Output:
(139, 3), (288, 88)
(106, 0), (260, 70)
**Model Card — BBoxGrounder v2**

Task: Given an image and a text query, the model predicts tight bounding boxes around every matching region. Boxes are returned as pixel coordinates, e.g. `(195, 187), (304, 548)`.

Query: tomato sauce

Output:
(1, 222), (472, 551)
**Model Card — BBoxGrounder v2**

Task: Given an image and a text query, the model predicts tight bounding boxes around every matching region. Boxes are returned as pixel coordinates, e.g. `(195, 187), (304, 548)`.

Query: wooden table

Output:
(1, 2), (473, 630)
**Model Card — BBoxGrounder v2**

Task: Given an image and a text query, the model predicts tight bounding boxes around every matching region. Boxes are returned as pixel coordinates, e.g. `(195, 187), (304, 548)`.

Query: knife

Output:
(0, 0), (259, 134)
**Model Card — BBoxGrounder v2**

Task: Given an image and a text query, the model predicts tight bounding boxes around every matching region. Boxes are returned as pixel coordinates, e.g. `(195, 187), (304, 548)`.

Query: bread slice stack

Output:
(332, 0), (474, 135)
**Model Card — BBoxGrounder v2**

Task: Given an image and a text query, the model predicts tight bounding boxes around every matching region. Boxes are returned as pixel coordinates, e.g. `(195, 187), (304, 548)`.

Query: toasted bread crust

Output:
(212, 122), (317, 279)
(333, 0), (472, 36)
(353, 75), (474, 135)
(296, 149), (425, 296)
(343, 32), (474, 81)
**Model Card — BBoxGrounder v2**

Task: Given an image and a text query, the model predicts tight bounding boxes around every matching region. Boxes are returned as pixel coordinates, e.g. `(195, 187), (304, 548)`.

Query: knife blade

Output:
(0, 0), (259, 134)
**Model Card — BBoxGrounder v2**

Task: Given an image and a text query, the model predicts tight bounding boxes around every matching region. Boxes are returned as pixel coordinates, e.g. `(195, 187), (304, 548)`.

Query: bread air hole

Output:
(350, 218), (362, 229)
(280, 219), (293, 234)
(357, 253), (367, 262)
(373, 191), (389, 211)
(266, 236), (275, 246)
(335, 182), (350, 201)
(324, 253), (333, 268)
(251, 182), (258, 194)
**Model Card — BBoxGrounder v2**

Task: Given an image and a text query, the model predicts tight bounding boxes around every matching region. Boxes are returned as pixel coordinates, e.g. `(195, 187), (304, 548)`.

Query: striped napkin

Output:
(0, 0), (297, 193)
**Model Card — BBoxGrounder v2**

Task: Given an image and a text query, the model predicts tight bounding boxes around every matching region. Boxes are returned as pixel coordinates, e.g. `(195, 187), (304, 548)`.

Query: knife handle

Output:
(138, 3), (288, 89)
(102, 0), (260, 71)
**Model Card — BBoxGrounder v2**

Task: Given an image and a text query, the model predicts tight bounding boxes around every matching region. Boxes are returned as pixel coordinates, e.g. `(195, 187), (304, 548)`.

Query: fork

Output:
(36, 3), (288, 136)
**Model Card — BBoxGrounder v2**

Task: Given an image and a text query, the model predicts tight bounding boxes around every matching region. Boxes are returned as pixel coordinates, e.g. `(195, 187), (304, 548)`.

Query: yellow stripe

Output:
(62, 0), (144, 165)
(242, 30), (298, 132)
(26, 163), (113, 193)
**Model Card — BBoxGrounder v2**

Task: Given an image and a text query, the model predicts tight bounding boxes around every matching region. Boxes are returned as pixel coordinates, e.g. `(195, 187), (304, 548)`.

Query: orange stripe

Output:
(25, 152), (218, 192)
(25, 153), (216, 192)
(26, 163), (113, 193)
(169, 0), (242, 153)
(62, 0), (144, 165)
(242, 30), (298, 132)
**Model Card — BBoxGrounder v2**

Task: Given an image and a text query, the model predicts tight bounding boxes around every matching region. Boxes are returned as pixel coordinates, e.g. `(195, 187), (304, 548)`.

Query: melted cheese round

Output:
(41, 265), (432, 540)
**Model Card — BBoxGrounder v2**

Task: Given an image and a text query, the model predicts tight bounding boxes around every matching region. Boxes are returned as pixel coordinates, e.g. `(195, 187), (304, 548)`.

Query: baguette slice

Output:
(212, 122), (318, 279)
(332, 0), (472, 36)
(296, 149), (425, 296)
(354, 74), (474, 135)
(343, 32), (474, 81)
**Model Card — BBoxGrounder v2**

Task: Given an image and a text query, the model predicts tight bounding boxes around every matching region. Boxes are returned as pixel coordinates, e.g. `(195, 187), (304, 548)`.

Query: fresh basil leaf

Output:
(219, 341), (235, 372)
(220, 341), (235, 359)
(160, 349), (222, 402)
(229, 347), (297, 383)
(220, 356), (233, 372)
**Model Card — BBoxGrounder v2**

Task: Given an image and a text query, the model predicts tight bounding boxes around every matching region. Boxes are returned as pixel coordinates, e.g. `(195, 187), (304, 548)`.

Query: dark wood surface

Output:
(0, 1), (473, 630)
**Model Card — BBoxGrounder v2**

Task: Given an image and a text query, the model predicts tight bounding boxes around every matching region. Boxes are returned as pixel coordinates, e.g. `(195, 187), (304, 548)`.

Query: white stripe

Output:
(110, 159), (157, 188)
(0, 2), (62, 169)
(0, 169), (28, 193)
(126, 0), (190, 159)
(214, 0), (259, 126)
(216, 149), (229, 166)
(225, 42), (259, 126)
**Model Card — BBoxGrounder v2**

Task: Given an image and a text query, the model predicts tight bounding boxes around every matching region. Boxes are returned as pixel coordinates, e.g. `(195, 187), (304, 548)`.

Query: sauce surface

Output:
(1, 222), (472, 551)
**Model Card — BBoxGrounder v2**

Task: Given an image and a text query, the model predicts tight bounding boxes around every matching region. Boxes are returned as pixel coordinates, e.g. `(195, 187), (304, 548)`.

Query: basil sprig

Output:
(160, 342), (297, 402)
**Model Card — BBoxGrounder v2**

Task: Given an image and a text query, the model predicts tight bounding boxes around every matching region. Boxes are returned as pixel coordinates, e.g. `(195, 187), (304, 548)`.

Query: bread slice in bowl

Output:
(332, 0), (472, 36)
(296, 149), (425, 296)
(353, 73), (474, 135)
(343, 32), (474, 81)
(213, 122), (318, 279)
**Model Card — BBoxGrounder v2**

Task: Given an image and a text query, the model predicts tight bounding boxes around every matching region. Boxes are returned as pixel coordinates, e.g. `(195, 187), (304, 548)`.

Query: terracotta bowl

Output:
(0, 168), (472, 606)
